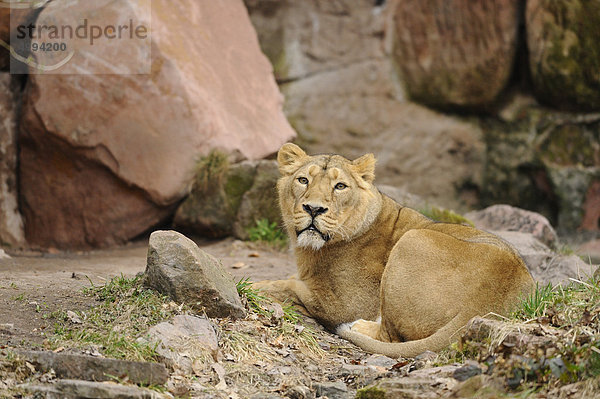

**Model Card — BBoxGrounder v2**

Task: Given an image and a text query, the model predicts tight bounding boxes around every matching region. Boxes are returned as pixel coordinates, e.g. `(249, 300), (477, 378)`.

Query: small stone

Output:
(453, 363), (482, 382)
(340, 363), (373, 377)
(364, 354), (399, 369)
(145, 315), (219, 375)
(413, 350), (438, 369)
(409, 365), (462, 379)
(0, 249), (10, 260)
(314, 381), (348, 399)
(144, 230), (245, 319)
(286, 384), (313, 399)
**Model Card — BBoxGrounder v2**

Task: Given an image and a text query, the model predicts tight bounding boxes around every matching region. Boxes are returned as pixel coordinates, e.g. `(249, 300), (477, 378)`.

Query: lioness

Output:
(255, 143), (534, 358)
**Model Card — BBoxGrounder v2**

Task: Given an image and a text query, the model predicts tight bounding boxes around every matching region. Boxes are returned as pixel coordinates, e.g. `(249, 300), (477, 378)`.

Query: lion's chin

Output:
(296, 230), (327, 250)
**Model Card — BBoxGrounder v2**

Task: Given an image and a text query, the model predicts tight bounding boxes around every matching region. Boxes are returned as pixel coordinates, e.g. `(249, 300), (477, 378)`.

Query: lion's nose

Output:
(302, 204), (328, 218)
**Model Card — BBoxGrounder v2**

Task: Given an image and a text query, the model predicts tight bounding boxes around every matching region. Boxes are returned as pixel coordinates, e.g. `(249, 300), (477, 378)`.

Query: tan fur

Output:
(255, 143), (535, 358)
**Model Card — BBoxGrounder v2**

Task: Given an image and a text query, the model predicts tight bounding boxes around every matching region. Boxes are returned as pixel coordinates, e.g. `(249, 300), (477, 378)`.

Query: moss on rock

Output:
(527, 0), (600, 111)
(173, 152), (257, 238)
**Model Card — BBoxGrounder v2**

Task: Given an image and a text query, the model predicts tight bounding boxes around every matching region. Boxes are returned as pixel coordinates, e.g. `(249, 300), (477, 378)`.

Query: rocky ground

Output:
(1, 232), (599, 398)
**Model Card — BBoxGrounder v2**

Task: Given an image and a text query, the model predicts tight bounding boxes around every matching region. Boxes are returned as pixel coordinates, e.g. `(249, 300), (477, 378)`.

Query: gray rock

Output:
(465, 205), (558, 248)
(314, 381), (348, 399)
(16, 350), (168, 385)
(494, 231), (596, 285)
(363, 354), (399, 369)
(23, 379), (168, 399)
(144, 230), (245, 319)
(413, 350), (437, 370)
(143, 315), (218, 374)
(409, 365), (461, 379)
(286, 384), (314, 399)
(452, 362), (482, 382)
(360, 376), (455, 398)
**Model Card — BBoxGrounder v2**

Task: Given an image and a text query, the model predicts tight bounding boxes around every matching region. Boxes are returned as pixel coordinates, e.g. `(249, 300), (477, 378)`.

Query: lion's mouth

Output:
(296, 223), (331, 242)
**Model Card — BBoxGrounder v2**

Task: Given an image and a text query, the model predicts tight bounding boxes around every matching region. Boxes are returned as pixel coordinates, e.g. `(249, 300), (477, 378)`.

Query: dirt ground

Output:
(0, 237), (297, 350)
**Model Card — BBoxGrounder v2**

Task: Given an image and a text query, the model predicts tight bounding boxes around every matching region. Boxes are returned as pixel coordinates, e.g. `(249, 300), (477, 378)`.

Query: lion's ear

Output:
(277, 143), (308, 175)
(351, 153), (376, 183)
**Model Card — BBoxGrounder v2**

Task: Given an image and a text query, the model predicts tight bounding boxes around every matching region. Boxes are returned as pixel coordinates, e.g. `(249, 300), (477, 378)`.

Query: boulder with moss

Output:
(393, 0), (520, 110)
(480, 99), (600, 235)
(174, 152), (257, 238)
(233, 161), (281, 240)
(174, 156), (282, 240)
(527, 0), (600, 111)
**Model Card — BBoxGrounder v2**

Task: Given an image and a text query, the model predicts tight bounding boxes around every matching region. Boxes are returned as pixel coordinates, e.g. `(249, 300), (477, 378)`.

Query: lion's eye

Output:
(297, 177), (309, 185)
(335, 182), (347, 190)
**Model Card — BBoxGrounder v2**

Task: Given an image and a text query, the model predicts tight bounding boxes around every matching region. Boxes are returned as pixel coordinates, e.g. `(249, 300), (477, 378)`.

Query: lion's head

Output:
(276, 143), (383, 250)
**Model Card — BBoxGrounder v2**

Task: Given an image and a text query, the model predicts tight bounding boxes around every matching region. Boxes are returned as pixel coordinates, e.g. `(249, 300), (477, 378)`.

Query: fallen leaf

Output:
(248, 252), (260, 258)
(212, 362), (227, 390)
(25, 362), (36, 374)
(231, 262), (247, 269)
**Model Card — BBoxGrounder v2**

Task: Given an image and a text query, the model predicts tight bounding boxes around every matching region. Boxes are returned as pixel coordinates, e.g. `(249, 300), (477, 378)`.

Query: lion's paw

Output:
(350, 319), (381, 338)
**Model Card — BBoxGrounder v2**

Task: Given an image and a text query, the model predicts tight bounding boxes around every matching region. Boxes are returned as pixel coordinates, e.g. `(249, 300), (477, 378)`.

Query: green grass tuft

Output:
(512, 282), (556, 320)
(247, 219), (288, 247)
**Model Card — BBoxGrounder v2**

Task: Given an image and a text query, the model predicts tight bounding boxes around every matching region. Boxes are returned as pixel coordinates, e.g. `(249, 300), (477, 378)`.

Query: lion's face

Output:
(276, 143), (382, 250)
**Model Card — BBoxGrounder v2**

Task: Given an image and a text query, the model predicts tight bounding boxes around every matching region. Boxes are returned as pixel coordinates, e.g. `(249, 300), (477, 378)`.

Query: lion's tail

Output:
(336, 313), (467, 358)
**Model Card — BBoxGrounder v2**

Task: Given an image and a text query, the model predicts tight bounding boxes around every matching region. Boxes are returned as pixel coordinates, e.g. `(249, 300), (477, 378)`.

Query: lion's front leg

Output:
(252, 277), (312, 316)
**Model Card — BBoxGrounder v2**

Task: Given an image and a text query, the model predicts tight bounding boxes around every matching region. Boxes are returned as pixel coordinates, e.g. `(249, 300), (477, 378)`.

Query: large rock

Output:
(144, 230), (246, 319)
(480, 102), (600, 234)
(283, 68), (485, 208)
(527, 0), (600, 111)
(174, 159), (282, 240)
(466, 205), (559, 248)
(535, 114), (600, 233)
(494, 230), (595, 286)
(245, 0), (385, 82)
(16, 350), (168, 385)
(24, 379), (168, 399)
(19, 0), (295, 249)
(392, 0), (520, 109)
(247, 1), (485, 209)
(0, 74), (24, 247)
